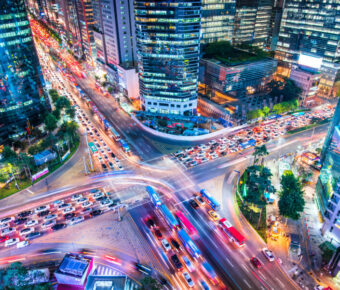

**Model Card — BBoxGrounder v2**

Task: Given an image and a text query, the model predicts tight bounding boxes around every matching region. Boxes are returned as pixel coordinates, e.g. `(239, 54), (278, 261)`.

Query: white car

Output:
(5, 238), (19, 247)
(117, 163), (123, 170)
(0, 217), (13, 224)
(25, 220), (38, 228)
(161, 239), (171, 252)
(1, 227), (15, 236)
(93, 192), (105, 199)
(81, 201), (93, 209)
(53, 200), (63, 206)
(182, 271), (194, 288)
(62, 207), (75, 214)
(59, 203), (71, 209)
(44, 214), (57, 221)
(100, 199), (113, 207)
(19, 227), (34, 236)
(76, 197), (88, 204)
(71, 194), (83, 201)
(262, 248), (275, 262)
(41, 220), (56, 229)
(35, 205), (49, 214)
(182, 256), (195, 273)
(69, 216), (84, 226)
(0, 223), (10, 230)
(17, 241), (30, 248)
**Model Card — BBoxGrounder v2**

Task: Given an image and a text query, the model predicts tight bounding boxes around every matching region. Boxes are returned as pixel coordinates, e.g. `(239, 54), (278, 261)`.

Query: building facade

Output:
(135, 0), (202, 115)
(316, 100), (340, 245)
(0, 0), (48, 144)
(201, 0), (236, 44)
(233, 0), (273, 48)
(276, 0), (340, 98)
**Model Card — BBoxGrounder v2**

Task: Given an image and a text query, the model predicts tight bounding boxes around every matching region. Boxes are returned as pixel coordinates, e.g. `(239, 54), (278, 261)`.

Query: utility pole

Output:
(84, 132), (94, 172)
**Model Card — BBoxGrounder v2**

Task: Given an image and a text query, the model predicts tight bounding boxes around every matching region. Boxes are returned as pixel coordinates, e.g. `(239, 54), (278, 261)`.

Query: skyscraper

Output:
(316, 100), (340, 244)
(233, 0), (273, 48)
(135, 0), (202, 115)
(0, 0), (48, 144)
(276, 0), (340, 97)
(201, 0), (236, 44)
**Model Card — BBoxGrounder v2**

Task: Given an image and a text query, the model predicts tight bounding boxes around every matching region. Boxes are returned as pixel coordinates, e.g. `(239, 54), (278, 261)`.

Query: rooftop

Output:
(56, 254), (92, 278)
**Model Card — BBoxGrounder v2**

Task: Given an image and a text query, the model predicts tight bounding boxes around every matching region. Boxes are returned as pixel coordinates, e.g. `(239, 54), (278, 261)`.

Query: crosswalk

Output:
(94, 265), (123, 277)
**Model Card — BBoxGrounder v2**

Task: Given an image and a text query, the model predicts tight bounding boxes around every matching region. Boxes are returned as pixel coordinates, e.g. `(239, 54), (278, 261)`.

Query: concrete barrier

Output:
(132, 115), (249, 143)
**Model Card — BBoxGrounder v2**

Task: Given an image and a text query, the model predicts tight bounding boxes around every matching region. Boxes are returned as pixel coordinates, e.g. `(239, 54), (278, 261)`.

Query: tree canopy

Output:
(246, 109), (264, 120)
(268, 78), (302, 102)
(140, 276), (162, 290)
(278, 171), (305, 220)
(44, 113), (58, 133)
(55, 96), (71, 110)
(253, 145), (269, 165)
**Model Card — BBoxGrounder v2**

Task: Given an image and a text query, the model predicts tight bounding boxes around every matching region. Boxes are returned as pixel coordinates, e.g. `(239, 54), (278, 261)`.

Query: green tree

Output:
(278, 171), (305, 220)
(44, 113), (58, 133)
(107, 86), (113, 94)
(52, 109), (61, 120)
(140, 276), (162, 290)
(66, 106), (76, 119)
(28, 145), (41, 156)
(2, 146), (17, 160)
(282, 79), (302, 102)
(59, 121), (79, 145)
(253, 145), (269, 165)
(31, 127), (43, 138)
(55, 96), (70, 110)
(246, 109), (264, 121)
(263, 106), (270, 117)
(48, 89), (59, 103)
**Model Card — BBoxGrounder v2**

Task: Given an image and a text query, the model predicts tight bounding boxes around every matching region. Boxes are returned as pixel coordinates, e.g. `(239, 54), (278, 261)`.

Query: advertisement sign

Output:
(32, 168), (49, 182)
(61, 150), (70, 161)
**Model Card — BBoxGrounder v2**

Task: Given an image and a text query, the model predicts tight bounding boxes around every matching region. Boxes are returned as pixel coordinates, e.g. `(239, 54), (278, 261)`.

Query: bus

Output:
(200, 189), (220, 211)
(135, 263), (152, 276)
(201, 260), (219, 285)
(159, 204), (179, 230)
(146, 186), (162, 207)
(109, 126), (121, 141)
(119, 139), (130, 153)
(177, 229), (201, 259)
(219, 218), (246, 247)
(175, 211), (197, 236)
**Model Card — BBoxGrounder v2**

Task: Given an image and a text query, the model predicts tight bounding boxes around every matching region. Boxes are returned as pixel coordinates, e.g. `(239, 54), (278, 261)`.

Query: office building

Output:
(233, 0), (273, 48)
(135, 0), (202, 115)
(267, 0), (284, 50)
(92, 0), (138, 99)
(276, 0), (340, 98)
(316, 100), (340, 245)
(0, 0), (48, 144)
(201, 0), (236, 44)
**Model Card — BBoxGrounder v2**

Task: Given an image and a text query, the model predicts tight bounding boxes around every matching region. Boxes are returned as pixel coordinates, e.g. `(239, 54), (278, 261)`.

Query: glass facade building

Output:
(201, 0), (236, 44)
(0, 0), (48, 144)
(276, 0), (340, 97)
(135, 0), (201, 115)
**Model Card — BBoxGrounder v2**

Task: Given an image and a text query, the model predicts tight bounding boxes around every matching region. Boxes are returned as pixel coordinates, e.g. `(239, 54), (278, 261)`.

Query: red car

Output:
(251, 257), (262, 268)
(0, 236), (9, 243)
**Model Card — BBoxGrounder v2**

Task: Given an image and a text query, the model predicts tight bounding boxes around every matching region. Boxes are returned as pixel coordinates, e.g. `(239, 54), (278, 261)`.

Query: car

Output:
(98, 156), (103, 162)
(93, 191), (105, 199)
(154, 229), (162, 239)
(262, 248), (275, 262)
(170, 239), (181, 251)
(90, 209), (102, 217)
(1, 227), (15, 236)
(182, 272), (194, 287)
(189, 199), (199, 209)
(69, 216), (84, 225)
(101, 163), (107, 170)
(170, 254), (183, 270)
(208, 210), (220, 221)
(44, 214), (57, 221)
(199, 280), (210, 290)
(71, 194), (83, 201)
(19, 227), (34, 236)
(110, 152), (115, 158)
(0, 217), (13, 224)
(0, 223), (10, 230)
(108, 162), (115, 169)
(117, 163), (123, 170)
(51, 223), (66, 231)
(0, 236), (9, 243)
(37, 210), (50, 217)
(146, 218), (156, 229)
(17, 210), (32, 218)
(59, 203), (71, 209)
(62, 207), (75, 214)
(41, 220), (56, 229)
(5, 238), (19, 247)
(26, 232), (42, 240)
(35, 205), (49, 214)
(76, 197), (88, 204)
(64, 213), (76, 220)
(17, 241), (30, 248)
(100, 198), (113, 207)
(195, 196), (205, 206)
(81, 201), (93, 208)
(82, 208), (92, 215)
(114, 157), (119, 162)
(53, 200), (63, 206)
(161, 239), (171, 252)
(250, 257), (262, 268)
(25, 219), (38, 227)
(103, 155), (109, 160)
(182, 256), (195, 272)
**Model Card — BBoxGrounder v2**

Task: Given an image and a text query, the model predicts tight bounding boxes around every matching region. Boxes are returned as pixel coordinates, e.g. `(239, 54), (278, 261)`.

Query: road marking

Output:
(241, 264), (250, 273)
(275, 277), (285, 288)
(218, 157), (247, 169)
(226, 171), (236, 184)
(225, 257), (234, 266)
(26, 189), (34, 195)
(243, 278), (252, 288)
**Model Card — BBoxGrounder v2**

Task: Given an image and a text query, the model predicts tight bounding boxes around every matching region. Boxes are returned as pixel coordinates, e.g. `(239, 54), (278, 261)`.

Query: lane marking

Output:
(275, 277), (285, 289)
(26, 189), (34, 195)
(243, 278), (252, 288)
(225, 257), (234, 266)
(242, 264), (250, 273)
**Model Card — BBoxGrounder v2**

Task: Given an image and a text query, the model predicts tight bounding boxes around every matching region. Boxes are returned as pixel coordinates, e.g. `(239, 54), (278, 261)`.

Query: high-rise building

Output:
(92, 0), (138, 99)
(267, 0), (284, 50)
(316, 100), (340, 245)
(276, 0), (340, 98)
(135, 0), (202, 115)
(201, 0), (236, 44)
(0, 0), (48, 144)
(233, 0), (273, 48)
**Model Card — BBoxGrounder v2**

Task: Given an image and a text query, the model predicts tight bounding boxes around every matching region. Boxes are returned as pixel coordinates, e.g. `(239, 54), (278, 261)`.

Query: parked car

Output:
(171, 254), (183, 270)
(161, 239), (171, 252)
(5, 238), (19, 247)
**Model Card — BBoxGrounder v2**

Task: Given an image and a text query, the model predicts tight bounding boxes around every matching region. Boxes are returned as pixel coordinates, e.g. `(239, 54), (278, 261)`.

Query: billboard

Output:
(32, 168), (49, 182)
(298, 53), (323, 70)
